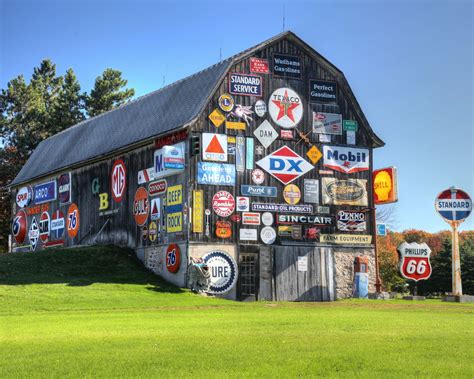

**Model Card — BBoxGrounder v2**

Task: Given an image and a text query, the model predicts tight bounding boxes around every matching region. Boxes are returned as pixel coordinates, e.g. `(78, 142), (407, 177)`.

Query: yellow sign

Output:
(373, 167), (398, 204)
(192, 190), (204, 233)
(167, 185), (183, 206)
(227, 136), (236, 143)
(320, 234), (372, 245)
(283, 184), (301, 205)
(149, 221), (157, 242)
(167, 212), (183, 233)
(208, 109), (225, 128)
(226, 121), (246, 130)
(306, 145), (322, 165)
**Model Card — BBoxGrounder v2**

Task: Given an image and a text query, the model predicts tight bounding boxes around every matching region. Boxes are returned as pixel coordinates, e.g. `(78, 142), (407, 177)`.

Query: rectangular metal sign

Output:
(303, 179), (319, 204)
(197, 162), (236, 186)
(229, 73), (262, 97)
(236, 136), (245, 172)
(34, 180), (57, 204)
(320, 234), (373, 245)
(277, 214), (332, 225)
(251, 203), (313, 214)
(154, 142), (185, 178)
(312, 112), (342, 135)
(242, 212), (261, 225)
(241, 185), (277, 197)
(239, 228), (258, 241)
(192, 190), (204, 233)
(309, 79), (337, 103)
(272, 54), (302, 78)
(337, 210), (367, 232)
(250, 57), (269, 74)
(343, 120), (359, 131)
(297, 256), (308, 271)
(246, 138), (254, 170)
(167, 185), (183, 206)
(377, 223), (387, 236)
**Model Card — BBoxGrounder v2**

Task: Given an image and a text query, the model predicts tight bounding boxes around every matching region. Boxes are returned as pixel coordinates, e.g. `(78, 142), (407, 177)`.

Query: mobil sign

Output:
(256, 146), (313, 185)
(323, 145), (369, 174)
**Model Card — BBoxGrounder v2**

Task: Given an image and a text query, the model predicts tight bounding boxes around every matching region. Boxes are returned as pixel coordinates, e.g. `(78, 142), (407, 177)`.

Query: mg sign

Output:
(256, 146), (313, 185)
(398, 242), (432, 281)
(111, 159), (126, 202)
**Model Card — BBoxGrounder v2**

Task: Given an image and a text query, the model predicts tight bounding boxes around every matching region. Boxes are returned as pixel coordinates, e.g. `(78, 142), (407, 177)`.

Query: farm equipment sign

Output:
(397, 242), (432, 281)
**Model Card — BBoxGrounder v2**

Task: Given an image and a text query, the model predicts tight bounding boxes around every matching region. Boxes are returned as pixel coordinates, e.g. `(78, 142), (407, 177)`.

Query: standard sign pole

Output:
(435, 187), (472, 297)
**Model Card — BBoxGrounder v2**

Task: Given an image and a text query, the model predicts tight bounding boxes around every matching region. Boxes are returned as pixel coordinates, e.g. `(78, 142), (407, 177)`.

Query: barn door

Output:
(238, 246), (259, 301)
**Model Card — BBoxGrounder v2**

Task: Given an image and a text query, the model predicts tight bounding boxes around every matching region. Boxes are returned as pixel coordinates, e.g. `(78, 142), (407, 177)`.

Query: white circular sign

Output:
(202, 251), (238, 294)
(260, 226), (277, 244)
(261, 212), (274, 226)
(254, 100), (267, 117)
(205, 209), (211, 216)
(16, 186), (33, 208)
(251, 169), (265, 185)
(212, 191), (235, 217)
(268, 87), (303, 129)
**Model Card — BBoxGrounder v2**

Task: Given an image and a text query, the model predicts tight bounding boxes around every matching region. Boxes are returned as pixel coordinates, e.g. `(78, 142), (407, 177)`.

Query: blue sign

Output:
(229, 73), (262, 97)
(376, 223), (387, 236)
(197, 162), (236, 186)
(246, 138), (254, 170)
(241, 185), (277, 198)
(33, 180), (57, 204)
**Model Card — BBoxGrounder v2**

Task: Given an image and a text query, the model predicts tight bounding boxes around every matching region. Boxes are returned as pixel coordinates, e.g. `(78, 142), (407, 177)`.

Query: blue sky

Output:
(1, 0), (472, 232)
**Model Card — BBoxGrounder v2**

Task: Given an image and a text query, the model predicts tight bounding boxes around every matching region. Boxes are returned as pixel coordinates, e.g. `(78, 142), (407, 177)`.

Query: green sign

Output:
(343, 120), (358, 131)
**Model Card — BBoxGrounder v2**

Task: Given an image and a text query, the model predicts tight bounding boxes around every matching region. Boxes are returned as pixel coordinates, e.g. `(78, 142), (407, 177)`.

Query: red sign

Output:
(398, 242), (432, 281)
(67, 203), (80, 238)
(154, 130), (188, 149)
(250, 57), (269, 74)
(230, 214), (241, 223)
(25, 203), (49, 216)
(166, 244), (181, 273)
(111, 159), (126, 203)
(39, 211), (50, 243)
(212, 191), (235, 217)
(12, 209), (27, 244)
(280, 130), (293, 140)
(215, 221), (232, 238)
(373, 167), (398, 205)
(148, 179), (167, 196)
(133, 187), (149, 226)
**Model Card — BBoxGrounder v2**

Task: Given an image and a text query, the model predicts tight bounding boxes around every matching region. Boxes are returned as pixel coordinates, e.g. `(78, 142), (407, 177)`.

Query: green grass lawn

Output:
(0, 246), (472, 378)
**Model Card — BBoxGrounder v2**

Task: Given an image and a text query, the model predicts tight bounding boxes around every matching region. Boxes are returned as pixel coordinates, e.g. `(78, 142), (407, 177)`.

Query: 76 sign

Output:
(397, 242), (432, 281)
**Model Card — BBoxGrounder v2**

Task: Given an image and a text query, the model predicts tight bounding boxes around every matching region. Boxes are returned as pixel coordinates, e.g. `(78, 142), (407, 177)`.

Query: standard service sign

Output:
(268, 88), (303, 129)
(435, 188), (472, 223)
(228, 73), (262, 97)
(202, 251), (238, 294)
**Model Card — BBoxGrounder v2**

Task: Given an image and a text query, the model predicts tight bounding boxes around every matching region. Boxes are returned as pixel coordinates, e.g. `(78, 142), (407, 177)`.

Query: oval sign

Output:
(326, 180), (365, 202)
(202, 250), (238, 294)
(67, 203), (80, 238)
(16, 186), (33, 208)
(166, 244), (181, 273)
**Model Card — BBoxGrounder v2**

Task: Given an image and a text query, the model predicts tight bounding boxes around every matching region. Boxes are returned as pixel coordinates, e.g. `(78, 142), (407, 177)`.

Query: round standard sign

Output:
(435, 187), (472, 223)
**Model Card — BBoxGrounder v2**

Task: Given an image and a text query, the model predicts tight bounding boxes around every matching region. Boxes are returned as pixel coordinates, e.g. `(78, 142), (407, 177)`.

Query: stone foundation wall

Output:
(333, 248), (376, 299)
(143, 243), (187, 288)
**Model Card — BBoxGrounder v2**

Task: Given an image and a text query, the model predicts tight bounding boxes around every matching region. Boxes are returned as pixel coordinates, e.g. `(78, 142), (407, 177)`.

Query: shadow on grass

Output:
(0, 245), (184, 294)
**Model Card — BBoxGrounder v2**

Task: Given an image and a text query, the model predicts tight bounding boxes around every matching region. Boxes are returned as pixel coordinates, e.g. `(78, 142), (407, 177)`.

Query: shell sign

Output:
(373, 167), (398, 205)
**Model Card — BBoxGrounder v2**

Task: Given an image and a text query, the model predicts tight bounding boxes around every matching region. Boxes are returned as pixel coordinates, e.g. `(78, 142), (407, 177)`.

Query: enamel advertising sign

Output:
(241, 185), (277, 198)
(322, 178), (368, 206)
(67, 203), (80, 238)
(16, 186), (33, 208)
(12, 209), (27, 244)
(202, 133), (228, 162)
(309, 80), (337, 103)
(272, 54), (302, 78)
(254, 120), (278, 149)
(435, 188), (472, 223)
(268, 88), (303, 129)
(250, 57), (269, 74)
(133, 187), (149, 226)
(374, 167), (398, 205)
(111, 159), (126, 203)
(398, 242), (432, 281)
(256, 146), (313, 185)
(58, 173), (72, 204)
(51, 210), (65, 240)
(197, 162), (235, 186)
(212, 191), (235, 217)
(29, 216), (39, 250)
(202, 251), (238, 294)
(312, 112), (342, 135)
(34, 181), (57, 204)
(337, 210), (367, 232)
(323, 146), (370, 174)
(162, 145), (184, 170)
(229, 73), (262, 97)
(154, 142), (185, 179)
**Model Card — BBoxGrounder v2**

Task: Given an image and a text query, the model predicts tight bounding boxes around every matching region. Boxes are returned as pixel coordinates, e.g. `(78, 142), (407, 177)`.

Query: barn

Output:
(9, 31), (384, 301)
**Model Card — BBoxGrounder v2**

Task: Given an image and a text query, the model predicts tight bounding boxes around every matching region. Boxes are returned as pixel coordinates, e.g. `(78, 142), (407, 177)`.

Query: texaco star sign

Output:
(268, 87), (303, 129)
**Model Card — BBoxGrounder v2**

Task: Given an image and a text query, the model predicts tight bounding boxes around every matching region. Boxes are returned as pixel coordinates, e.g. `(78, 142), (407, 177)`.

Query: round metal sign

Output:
(261, 212), (274, 226)
(12, 209), (28, 244)
(283, 184), (301, 205)
(218, 93), (235, 113)
(253, 100), (267, 117)
(268, 87), (303, 129)
(251, 169), (265, 185)
(166, 244), (181, 273)
(202, 250), (238, 294)
(212, 191), (235, 217)
(133, 187), (149, 226)
(260, 226), (277, 245)
(435, 187), (472, 223)
(16, 186), (33, 208)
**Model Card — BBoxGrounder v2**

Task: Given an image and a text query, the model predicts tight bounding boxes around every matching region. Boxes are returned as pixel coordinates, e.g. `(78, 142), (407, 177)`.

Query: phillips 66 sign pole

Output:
(435, 187), (472, 297)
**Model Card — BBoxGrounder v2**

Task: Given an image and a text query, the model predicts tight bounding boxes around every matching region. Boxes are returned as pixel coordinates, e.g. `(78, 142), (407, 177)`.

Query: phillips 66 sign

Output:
(397, 242), (432, 281)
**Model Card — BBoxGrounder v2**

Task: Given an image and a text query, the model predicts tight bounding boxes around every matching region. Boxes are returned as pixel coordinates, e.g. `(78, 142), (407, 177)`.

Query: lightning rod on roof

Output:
(283, 4), (285, 31)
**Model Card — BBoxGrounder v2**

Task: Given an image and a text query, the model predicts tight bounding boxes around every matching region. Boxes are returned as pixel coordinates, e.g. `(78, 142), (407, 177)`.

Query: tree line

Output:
(378, 229), (473, 295)
(0, 59), (135, 252)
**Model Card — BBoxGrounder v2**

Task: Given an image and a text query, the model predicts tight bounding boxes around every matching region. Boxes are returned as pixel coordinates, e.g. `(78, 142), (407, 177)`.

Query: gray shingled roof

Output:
(10, 58), (232, 186)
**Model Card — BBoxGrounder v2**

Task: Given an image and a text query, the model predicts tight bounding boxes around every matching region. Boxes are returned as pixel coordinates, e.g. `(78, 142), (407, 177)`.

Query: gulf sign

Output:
(256, 146), (313, 185)
(33, 181), (57, 204)
(228, 73), (262, 97)
(435, 188), (472, 223)
(373, 167), (398, 204)
(323, 146), (369, 174)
